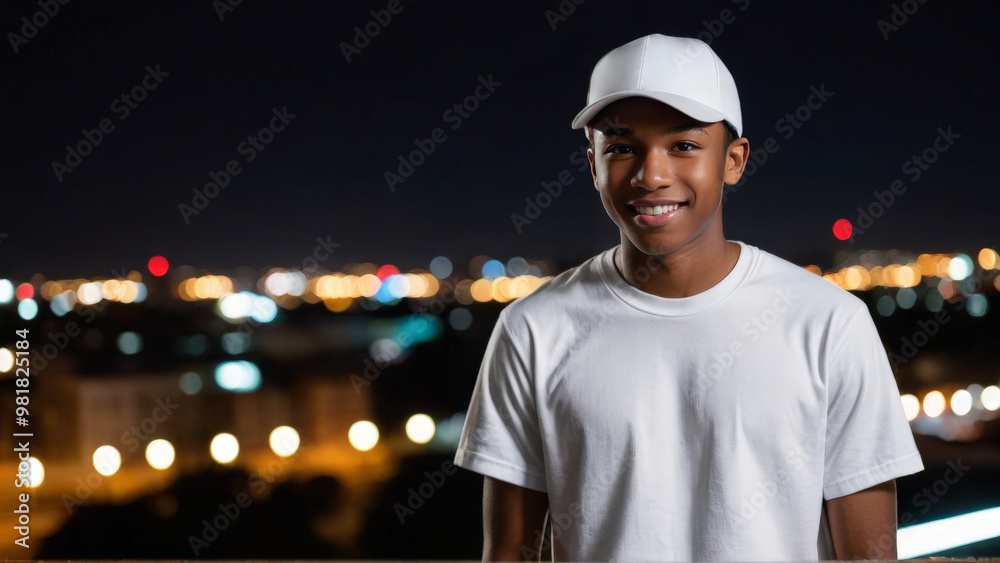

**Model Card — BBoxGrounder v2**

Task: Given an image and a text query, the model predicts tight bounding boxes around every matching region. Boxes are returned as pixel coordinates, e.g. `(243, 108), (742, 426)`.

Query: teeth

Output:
(637, 204), (680, 216)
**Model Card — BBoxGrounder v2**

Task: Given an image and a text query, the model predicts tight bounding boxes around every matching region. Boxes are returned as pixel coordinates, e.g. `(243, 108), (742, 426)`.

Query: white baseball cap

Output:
(571, 34), (743, 137)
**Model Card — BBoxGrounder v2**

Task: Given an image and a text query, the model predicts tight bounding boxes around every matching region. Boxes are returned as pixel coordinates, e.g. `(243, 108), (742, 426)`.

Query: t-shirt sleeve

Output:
(453, 310), (548, 492)
(822, 302), (924, 499)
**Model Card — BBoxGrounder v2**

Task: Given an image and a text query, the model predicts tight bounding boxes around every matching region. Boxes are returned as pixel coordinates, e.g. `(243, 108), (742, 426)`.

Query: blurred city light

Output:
(77, 282), (102, 305)
(966, 294), (989, 317)
(16, 282), (34, 300)
(148, 255), (169, 277)
(17, 298), (38, 320)
(210, 433), (240, 464)
(214, 360), (261, 392)
(269, 426), (300, 457)
(923, 391), (945, 418)
(369, 338), (402, 365)
(26, 457), (44, 488)
(405, 414), (436, 444)
(481, 259), (506, 280)
(429, 256), (453, 279)
(116, 331), (143, 355)
(832, 218), (852, 241)
(348, 421), (379, 451)
(951, 389), (973, 416)
(219, 292), (253, 320)
(900, 394), (920, 421)
(947, 253), (973, 281)
(221, 332), (251, 355)
(898, 506), (1000, 558)
(875, 295), (895, 317)
(50, 290), (76, 316)
(0, 348), (13, 373)
(93, 445), (122, 476)
(983, 386), (1000, 411)
(179, 371), (203, 395)
(978, 248), (999, 270)
(375, 264), (400, 281)
(249, 294), (278, 323)
(449, 307), (473, 331)
(0, 279), (14, 303)
(506, 256), (529, 276)
(895, 287), (917, 309)
(146, 439), (176, 470)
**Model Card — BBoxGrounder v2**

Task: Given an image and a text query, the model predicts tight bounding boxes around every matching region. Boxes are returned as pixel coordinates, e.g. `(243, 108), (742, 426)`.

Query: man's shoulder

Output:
(747, 244), (869, 317)
(499, 247), (615, 325)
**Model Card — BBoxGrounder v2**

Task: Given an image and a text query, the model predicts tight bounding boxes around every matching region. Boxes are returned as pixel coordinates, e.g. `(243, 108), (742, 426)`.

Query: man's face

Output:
(587, 97), (747, 258)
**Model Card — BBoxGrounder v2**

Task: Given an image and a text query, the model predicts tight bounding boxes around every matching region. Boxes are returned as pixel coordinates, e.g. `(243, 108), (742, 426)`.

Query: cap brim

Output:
(571, 91), (727, 130)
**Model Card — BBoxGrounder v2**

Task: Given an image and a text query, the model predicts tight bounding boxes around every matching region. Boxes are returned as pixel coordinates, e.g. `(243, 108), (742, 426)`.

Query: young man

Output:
(454, 34), (923, 561)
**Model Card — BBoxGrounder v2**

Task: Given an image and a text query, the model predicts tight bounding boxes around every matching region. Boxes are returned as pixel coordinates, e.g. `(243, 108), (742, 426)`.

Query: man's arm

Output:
(483, 476), (550, 562)
(825, 479), (897, 560)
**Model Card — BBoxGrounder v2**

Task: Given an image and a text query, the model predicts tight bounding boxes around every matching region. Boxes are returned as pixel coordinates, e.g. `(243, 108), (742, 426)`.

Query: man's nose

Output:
(631, 149), (674, 191)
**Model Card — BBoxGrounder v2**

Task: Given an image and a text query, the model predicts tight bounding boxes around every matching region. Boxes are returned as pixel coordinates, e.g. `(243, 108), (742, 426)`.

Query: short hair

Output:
(585, 119), (740, 152)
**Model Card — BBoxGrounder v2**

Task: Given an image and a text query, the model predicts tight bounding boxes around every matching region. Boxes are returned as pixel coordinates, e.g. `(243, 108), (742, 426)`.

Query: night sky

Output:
(2, 0), (997, 280)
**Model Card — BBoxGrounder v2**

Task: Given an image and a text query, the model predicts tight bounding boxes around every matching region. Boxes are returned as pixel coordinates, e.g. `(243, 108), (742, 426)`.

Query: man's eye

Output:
(605, 145), (634, 155)
(674, 142), (697, 151)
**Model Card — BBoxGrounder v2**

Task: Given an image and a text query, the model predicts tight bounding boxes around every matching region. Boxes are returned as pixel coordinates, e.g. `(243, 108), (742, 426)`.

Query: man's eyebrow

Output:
(661, 123), (708, 135)
(600, 126), (632, 137)
(599, 123), (708, 137)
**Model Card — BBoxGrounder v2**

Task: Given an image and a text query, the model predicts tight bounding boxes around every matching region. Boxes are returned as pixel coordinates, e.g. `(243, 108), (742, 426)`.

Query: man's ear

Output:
(724, 137), (750, 185)
(588, 148), (598, 189)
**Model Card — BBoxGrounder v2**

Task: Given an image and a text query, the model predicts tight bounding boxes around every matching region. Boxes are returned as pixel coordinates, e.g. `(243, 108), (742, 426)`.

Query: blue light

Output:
(481, 259), (506, 280)
(250, 294), (278, 323)
(966, 294), (989, 317)
(215, 361), (261, 392)
(18, 298), (38, 320)
(430, 256), (453, 279)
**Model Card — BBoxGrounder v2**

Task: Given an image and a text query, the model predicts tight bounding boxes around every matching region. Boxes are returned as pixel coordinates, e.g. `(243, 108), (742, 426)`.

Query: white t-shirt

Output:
(454, 240), (924, 562)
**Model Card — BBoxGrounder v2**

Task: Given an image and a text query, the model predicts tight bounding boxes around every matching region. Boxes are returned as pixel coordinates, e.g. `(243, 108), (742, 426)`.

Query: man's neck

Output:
(615, 233), (741, 299)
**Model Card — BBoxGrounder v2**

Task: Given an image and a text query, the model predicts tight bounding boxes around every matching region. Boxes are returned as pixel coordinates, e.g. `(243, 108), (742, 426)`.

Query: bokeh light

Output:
(0, 279), (14, 303)
(900, 394), (920, 421)
(16, 283), (34, 300)
(348, 421), (379, 451)
(0, 348), (13, 373)
(179, 371), (203, 395)
(269, 426), (301, 457)
(117, 331), (143, 355)
(895, 287), (917, 309)
(214, 361), (261, 392)
(983, 386), (1000, 411)
(93, 445), (122, 476)
(148, 255), (169, 277)
(947, 254), (973, 281)
(219, 292), (253, 320)
(429, 256), (453, 279)
(210, 433), (240, 464)
(832, 219), (852, 241)
(405, 414), (436, 444)
(966, 294), (989, 317)
(146, 439), (176, 470)
(951, 389), (973, 416)
(448, 307), (473, 331)
(978, 248), (999, 270)
(481, 259), (506, 280)
(875, 295), (896, 317)
(17, 298), (38, 321)
(922, 391), (945, 418)
(25, 457), (44, 488)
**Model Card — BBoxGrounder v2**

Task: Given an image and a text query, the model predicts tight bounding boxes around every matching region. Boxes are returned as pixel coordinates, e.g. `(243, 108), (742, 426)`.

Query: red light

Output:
(832, 219), (853, 241)
(375, 264), (400, 281)
(15, 283), (34, 300)
(148, 255), (169, 277)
